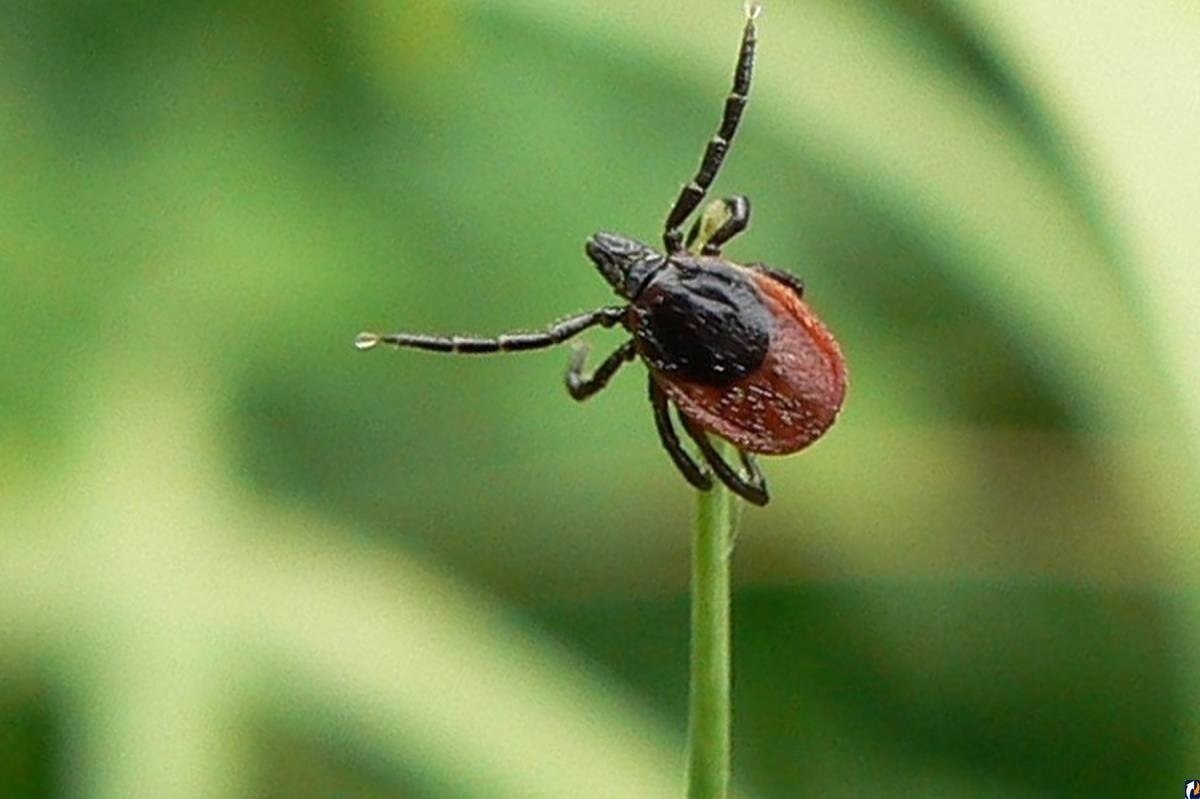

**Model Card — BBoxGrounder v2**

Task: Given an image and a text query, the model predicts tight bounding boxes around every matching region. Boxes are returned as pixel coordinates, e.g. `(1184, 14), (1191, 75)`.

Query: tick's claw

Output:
(354, 332), (381, 351)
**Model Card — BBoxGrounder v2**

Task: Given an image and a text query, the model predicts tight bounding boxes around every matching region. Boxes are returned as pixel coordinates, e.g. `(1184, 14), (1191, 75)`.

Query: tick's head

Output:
(586, 232), (664, 299)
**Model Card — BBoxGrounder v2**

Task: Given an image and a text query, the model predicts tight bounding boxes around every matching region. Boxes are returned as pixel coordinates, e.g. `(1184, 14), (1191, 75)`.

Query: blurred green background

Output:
(3, 0), (1199, 796)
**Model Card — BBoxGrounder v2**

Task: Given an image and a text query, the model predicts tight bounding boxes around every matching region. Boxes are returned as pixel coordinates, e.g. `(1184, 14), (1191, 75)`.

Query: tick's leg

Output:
(686, 195), (751, 256)
(355, 305), (628, 354)
(649, 377), (712, 490)
(662, 4), (760, 253)
(748, 262), (804, 298)
(678, 413), (769, 505)
(737, 450), (769, 502)
(566, 339), (636, 401)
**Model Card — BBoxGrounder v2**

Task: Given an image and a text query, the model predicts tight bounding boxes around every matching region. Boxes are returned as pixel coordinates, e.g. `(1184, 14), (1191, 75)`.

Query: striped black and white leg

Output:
(566, 340), (637, 400)
(662, 4), (761, 253)
(355, 306), (628, 354)
(678, 412), (769, 506)
(649, 377), (713, 490)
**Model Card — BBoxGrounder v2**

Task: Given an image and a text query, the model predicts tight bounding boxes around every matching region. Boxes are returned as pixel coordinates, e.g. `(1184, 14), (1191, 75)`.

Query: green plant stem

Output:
(686, 439), (738, 799)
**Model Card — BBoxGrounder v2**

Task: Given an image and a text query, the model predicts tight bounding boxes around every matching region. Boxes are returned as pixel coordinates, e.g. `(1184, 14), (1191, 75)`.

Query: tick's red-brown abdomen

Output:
(653, 271), (846, 455)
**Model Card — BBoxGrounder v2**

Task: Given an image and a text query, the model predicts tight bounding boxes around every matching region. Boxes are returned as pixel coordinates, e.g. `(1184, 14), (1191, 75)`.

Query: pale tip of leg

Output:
(568, 341), (590, 365)
(354, 331), (381, 351)
(745, 2), (763, 21)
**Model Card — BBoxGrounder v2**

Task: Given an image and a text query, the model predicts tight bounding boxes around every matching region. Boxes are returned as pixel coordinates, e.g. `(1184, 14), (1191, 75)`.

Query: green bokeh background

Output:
(3, 1), (1199, 796)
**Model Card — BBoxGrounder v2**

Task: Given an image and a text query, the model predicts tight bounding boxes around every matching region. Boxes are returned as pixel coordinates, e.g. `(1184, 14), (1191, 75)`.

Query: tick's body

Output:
(356, 5), (846, 505)
(641, 257), (845, 456)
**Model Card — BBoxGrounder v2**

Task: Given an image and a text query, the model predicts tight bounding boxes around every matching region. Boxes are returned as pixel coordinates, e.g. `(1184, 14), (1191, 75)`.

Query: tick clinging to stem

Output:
(355, 4), (846, 506)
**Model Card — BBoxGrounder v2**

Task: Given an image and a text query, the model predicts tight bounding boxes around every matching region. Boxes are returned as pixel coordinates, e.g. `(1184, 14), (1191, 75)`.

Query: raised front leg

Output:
(662, 5), (761, 253)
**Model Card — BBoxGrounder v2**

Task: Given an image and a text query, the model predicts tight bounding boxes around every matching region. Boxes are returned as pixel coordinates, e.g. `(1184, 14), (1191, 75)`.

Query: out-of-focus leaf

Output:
(955, 1), (1200, 453)
(0, 368), (694, 799)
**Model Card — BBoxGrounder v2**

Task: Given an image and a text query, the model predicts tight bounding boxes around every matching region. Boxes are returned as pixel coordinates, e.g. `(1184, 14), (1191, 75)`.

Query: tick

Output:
(355, 4), (846, 505)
